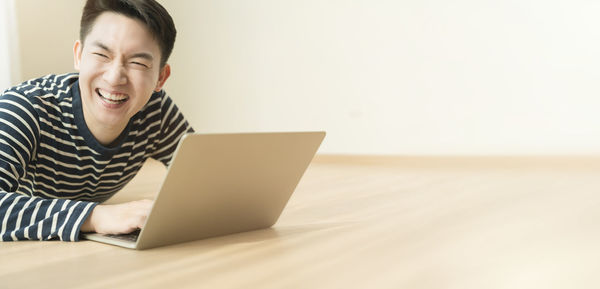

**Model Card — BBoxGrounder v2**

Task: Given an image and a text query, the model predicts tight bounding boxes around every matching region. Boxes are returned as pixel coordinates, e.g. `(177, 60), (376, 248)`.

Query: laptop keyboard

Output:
(105, 229), (141, 242)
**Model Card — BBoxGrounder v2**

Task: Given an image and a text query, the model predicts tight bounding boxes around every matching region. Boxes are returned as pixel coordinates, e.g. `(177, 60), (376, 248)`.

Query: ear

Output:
(155, 64), (171, 92)
(73, 40), (82, 71)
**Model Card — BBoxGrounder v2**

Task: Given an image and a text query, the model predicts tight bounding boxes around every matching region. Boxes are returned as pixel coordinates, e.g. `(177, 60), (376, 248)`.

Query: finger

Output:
(136, 214), (149, 229)
(133, 199), (154, 210)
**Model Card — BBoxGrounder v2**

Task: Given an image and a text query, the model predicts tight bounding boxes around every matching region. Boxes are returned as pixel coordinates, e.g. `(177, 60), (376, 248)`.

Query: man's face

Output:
(73, 12), (169, 144)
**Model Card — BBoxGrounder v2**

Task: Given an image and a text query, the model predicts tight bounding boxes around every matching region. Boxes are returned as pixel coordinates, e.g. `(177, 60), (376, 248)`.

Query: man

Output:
(0, 0), (193, 241)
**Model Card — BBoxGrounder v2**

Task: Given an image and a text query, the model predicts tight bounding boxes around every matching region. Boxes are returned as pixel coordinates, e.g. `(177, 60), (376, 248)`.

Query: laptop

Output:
(82, 131), (325, 249)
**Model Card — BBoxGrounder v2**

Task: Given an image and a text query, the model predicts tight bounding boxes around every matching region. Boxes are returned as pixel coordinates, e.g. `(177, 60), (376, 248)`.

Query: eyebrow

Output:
(91, 41), (155, 61)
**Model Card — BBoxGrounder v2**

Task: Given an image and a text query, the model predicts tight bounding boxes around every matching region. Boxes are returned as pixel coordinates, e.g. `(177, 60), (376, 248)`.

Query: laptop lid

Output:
(84, 131), (325, 249)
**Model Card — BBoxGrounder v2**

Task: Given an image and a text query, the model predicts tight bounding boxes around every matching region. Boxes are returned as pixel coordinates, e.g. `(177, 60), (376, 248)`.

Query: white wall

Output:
(15, 0), (82, 82)
(15, 0), (600, 155)
(162, 0), (600, 155)
(0, 0), (19, 91)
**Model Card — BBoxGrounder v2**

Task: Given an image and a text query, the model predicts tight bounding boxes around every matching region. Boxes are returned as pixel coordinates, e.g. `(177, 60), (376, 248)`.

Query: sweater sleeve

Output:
(0, 90), (97, 241)
(149, 92), (194, 167)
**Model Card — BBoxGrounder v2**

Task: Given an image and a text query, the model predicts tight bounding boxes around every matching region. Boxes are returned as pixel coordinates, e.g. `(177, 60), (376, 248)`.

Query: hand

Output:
(81, 199), (154, 234)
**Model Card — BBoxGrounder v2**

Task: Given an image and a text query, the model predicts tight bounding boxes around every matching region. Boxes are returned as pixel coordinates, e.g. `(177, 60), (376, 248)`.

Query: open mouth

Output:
(96, 88), (129, 105)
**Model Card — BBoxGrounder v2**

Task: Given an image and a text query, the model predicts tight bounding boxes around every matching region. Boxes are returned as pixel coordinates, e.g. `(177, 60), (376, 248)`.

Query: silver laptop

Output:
(82, 131), (325, 249)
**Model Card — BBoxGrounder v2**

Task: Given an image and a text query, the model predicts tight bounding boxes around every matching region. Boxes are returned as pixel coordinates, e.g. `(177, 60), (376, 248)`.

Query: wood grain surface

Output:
(2, 155), (599, 289)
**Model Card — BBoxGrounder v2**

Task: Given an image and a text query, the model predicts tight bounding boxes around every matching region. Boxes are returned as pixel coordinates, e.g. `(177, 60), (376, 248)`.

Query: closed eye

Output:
(93, 52), (108, 58)
(131, 61), (149, 68)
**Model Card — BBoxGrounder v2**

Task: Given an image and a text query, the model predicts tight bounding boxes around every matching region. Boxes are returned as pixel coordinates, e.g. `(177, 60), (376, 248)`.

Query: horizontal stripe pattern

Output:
(0, 73), (193, 241)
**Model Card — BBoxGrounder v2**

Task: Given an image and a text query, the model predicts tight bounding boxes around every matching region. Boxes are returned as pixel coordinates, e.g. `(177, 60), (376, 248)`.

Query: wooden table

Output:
(2, 156), (600, 289)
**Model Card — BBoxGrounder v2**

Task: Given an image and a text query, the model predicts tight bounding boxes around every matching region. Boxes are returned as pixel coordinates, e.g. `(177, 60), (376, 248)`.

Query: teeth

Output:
(98, 89), (128, 101)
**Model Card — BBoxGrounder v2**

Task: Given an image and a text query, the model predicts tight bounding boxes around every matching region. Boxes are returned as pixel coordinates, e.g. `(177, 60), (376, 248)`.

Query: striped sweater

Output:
(0, 73), (193, 241)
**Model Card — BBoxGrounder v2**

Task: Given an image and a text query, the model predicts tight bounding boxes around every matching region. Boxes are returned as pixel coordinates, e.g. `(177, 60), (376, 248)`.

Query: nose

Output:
(103, 62), (127, 86)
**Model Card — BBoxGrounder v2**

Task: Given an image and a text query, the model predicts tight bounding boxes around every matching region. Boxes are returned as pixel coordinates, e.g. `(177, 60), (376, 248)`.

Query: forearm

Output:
(80, 209), (96, 233)
(0, 192), (97, 241)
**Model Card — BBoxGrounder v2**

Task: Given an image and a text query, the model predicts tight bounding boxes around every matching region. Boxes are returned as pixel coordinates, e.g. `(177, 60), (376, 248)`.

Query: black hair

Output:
(80, 0), (176, 67)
